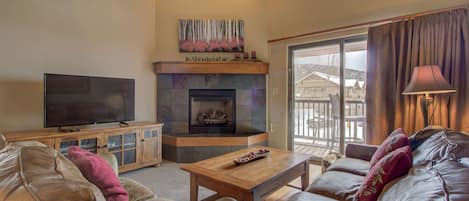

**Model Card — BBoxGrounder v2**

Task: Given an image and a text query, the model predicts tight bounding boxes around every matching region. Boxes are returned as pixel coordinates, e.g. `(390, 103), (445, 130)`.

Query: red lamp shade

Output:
(402, 65), (456, 95)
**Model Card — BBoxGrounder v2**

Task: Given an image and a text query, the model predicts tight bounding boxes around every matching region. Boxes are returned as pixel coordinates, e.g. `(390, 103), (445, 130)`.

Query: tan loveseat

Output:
(0, 138), (161, 201)
(0, 136), (237, 201)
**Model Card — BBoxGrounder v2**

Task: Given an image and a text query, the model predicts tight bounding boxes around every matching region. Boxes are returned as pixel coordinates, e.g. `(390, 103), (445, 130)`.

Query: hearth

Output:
(189, 89), (236, 134)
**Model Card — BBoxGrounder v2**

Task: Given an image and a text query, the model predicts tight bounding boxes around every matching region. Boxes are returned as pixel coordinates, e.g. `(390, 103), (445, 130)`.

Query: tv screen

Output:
(44, 74), (135, 128)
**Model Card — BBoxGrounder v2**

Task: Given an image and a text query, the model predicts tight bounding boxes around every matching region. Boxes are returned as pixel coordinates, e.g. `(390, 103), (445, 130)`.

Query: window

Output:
(289, 35), (367, 158)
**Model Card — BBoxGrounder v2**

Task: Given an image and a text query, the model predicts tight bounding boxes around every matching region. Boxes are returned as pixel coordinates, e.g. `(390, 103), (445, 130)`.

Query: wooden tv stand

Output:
(2, 122), (163, 173)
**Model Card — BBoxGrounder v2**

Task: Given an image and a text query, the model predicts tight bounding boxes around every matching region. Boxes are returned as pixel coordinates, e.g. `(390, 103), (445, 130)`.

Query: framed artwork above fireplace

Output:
(178, 19), (244, 52)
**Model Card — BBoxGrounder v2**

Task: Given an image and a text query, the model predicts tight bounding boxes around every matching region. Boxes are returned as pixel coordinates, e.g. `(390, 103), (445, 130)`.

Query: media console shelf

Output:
(2, 122), (163, 173)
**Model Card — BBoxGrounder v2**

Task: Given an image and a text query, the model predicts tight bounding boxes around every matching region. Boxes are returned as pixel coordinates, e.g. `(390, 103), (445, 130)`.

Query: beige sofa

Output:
(0, 135), (163, 201)
(0, 136), (236, 201)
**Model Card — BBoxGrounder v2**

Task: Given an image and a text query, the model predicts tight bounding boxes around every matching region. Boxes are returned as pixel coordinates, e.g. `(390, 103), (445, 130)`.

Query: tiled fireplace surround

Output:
(157, 74), (266, 135)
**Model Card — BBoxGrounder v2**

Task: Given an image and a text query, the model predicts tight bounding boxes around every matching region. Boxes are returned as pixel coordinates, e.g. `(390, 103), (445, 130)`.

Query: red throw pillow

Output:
(355, 146), (412, 201)
(68, 146), (129, 201)
(369, 128), (409, 167)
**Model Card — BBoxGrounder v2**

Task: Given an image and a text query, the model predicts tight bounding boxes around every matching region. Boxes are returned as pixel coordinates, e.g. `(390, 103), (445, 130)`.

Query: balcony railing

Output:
(294, 99), (366, 148)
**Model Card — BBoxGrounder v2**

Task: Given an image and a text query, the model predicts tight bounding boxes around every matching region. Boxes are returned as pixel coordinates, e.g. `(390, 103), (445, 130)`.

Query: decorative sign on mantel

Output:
(178, 19), (244, 53)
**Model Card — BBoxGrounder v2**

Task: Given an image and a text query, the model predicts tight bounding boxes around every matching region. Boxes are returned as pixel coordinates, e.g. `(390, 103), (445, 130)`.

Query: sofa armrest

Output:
(120, 177), (156, 201)
(345, 143), (378, 161)
(99, 152), (119, 176)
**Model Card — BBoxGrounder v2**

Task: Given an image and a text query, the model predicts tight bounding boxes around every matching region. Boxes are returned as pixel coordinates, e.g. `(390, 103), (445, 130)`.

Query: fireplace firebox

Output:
(189, 89), (236, 134)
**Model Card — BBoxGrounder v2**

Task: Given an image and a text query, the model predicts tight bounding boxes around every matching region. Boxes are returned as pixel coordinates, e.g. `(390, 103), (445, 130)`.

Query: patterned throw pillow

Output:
(355, 146), (413, 201)
(369, 128), (409, 167)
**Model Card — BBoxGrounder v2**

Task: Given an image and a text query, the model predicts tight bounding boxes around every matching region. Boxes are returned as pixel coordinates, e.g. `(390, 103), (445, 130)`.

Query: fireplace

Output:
(189, 89), (236, 134)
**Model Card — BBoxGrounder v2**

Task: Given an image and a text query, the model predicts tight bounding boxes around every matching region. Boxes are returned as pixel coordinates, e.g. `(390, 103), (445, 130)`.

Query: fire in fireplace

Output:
(189, 89), (236, 134)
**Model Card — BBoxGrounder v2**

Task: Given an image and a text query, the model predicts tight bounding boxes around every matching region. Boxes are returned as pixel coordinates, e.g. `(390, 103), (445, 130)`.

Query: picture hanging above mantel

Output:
(178, 19), (244, 53)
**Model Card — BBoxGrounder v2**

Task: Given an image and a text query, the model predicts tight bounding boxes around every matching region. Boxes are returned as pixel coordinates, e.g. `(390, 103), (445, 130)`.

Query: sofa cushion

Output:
(378, 164), (444, 201)
(445, 131), (469, 159)
(379, 159), (469, 201)
(0, 143), (105, 201)
(412, 130), (469, 165)
(308, 171), (364, 201)
(355, 146), (412, 201)
(408, 126), (445, 150)
(286, 192), (338, 201)
(327, 158), (370, 176)
(68, 146), (129, 201)
(432, 159), (469, 200)
(370, 129), (409, 167)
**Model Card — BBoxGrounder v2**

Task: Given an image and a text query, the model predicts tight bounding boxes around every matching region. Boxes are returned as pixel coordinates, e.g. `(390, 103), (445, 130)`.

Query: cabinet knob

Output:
(141, 139), (145, 142)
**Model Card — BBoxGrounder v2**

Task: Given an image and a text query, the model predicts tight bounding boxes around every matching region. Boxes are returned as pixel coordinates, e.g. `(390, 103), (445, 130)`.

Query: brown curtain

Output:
(366, 8), (469, 145)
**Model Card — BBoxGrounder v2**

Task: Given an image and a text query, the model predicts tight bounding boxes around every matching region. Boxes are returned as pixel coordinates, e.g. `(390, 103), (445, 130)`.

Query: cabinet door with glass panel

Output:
(55, 133), (105, 157)
(105, 129), (140, 170)
(140, 126), (162, 165)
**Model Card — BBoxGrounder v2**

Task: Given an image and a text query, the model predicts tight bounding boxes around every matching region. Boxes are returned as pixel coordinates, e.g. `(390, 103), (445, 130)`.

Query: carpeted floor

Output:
(122, 161), (321, 201)
(122, 161), (215, 201)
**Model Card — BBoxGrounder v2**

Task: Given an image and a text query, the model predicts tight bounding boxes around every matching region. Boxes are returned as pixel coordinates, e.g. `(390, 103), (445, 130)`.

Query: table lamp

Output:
(402, 65), (456, 127)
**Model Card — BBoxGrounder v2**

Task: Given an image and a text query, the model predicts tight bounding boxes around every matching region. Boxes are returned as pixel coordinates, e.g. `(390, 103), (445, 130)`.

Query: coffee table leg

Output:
(190, 174), (199, 201)
(301, 161), (310, 191)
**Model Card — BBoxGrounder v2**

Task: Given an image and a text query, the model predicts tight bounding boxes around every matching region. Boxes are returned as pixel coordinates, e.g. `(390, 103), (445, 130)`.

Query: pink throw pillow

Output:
(68, 146), (129, 201)
(355, 146), (413, 201)
(369, 128), (409, 167)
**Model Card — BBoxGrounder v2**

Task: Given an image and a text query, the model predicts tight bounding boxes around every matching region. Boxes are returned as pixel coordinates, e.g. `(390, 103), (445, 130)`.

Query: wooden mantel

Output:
(153, 61), (269, 74)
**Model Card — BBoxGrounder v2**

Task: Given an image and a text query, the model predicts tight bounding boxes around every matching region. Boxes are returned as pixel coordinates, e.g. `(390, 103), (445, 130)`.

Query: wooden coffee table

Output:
(181, 146), (311, 201)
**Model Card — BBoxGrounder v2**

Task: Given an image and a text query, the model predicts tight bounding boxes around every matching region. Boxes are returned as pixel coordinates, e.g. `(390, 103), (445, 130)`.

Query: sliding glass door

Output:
(288, 36), (367, 160)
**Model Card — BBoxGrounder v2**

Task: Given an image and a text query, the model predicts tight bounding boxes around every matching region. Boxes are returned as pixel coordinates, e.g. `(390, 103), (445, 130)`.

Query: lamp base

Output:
(420, 95), (433, 127)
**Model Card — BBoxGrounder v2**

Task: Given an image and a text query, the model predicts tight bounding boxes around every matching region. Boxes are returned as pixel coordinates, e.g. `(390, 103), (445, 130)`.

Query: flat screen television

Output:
(44, 74), (135, 128)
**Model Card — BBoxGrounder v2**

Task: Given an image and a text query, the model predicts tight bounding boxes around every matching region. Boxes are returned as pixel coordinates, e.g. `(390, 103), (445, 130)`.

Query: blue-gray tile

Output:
(237, 89), (252, 106)
(170, 89), (188, 105)
(219, 75), (253, 89)
(252, 75), (266, 89)
(162, 121), (172, 133)
(237, 121), (253, 134)
(187, 75), (205, 88)
(251, 118), (267, 133)
(162, 144), (177, 161)
(252, 89), (266, 107)
(171, 104), (189, 121)
(157, 105), (172, 122)
(157, 89), (171, 106)
(204, 74), (220, 88)
(177, 147), (194, 162)
(171, 121), (189, 134)
(237, 105), (252, 121)
(172, 74), (189, 89)
(157, 75), (173, 89)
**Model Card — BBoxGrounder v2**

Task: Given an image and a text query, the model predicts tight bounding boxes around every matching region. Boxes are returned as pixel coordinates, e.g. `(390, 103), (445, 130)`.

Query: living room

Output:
(1, 0), (469, 201)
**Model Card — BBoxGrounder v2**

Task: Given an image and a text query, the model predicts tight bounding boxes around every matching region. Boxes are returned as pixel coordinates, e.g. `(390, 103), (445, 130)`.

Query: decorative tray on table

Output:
(233, 149), (270, 165)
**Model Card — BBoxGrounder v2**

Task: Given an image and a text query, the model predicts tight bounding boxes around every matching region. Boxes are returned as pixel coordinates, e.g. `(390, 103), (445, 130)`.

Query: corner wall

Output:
(0, 0), (157, 131)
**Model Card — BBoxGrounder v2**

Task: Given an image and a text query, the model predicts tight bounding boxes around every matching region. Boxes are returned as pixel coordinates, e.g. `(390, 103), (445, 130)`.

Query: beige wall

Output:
(0, 0), (466, 147)
(0, 0), (157, 131)
(267, 0), (467, 40)
(154, 0), (269, 61)
(266, 0), (468, 149)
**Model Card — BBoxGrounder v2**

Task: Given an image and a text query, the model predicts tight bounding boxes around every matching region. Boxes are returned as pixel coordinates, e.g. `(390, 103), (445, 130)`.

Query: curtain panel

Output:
(366, 9), (469, 145)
